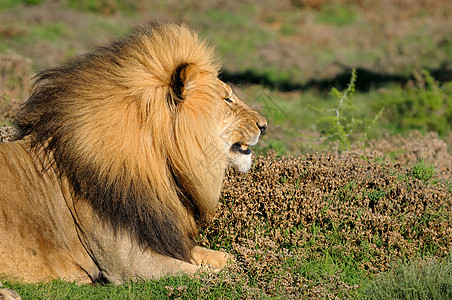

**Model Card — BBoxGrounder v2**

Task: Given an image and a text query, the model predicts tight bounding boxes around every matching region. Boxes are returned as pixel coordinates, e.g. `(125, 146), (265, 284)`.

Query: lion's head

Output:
(15, 23), (266, 263)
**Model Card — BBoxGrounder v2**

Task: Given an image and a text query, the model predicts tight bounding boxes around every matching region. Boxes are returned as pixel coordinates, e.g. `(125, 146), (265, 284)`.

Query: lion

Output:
(0, 22), (267, 284)
(0, 282), (21, 300)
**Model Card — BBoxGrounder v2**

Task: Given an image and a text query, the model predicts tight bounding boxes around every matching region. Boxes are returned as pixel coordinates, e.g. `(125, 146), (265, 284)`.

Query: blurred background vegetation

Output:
(1, 0), (451, 155)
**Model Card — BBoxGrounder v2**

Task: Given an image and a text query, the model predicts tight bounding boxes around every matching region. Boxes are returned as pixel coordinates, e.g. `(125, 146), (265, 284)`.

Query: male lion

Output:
(0, 22), (267, 284)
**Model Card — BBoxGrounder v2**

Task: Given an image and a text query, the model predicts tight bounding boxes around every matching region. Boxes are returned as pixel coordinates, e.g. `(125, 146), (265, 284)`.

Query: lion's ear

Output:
(169, 63), (199, 105)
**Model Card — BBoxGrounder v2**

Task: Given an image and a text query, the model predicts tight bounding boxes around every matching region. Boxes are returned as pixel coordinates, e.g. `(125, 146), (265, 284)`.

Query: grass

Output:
(3, 265), (352, 300)
(29, 22), (71, 42)
(0, 0), (18, 10)
(2, 274), (241, 299)
(67, 0), (139, 16)
(247, 68), (451, 155)
(2, 1), (451, 85)
(1, 256), (365, 299)
(364, 256), (452, 300)
(374, 70), (452, 137)
(411, 159), (435, 182)
(315, 3), (359, 27)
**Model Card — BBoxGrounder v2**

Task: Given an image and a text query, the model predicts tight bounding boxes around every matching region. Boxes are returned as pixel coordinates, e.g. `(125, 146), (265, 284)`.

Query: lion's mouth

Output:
(230, 142), (251, 155)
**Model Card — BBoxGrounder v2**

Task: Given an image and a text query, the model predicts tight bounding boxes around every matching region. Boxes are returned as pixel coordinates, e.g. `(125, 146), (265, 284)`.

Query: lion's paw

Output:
(191, 246), (235, 270)
(0, 282), (21, 300)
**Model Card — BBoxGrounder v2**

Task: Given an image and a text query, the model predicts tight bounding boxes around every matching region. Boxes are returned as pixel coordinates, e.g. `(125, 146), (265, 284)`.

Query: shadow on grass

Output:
(220, 63), (452, 92)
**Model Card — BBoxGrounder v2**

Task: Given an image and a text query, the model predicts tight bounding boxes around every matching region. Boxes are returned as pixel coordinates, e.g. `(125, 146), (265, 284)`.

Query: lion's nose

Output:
(257, 123), (267, 135)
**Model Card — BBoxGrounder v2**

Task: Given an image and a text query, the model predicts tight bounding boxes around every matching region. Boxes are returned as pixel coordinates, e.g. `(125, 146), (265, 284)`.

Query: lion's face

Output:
(216, 81), (267, 173)
(174, 65), (267, 174)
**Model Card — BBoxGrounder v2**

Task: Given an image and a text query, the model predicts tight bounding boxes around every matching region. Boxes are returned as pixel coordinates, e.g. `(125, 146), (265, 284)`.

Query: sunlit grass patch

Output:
(364, 256), (452, 300)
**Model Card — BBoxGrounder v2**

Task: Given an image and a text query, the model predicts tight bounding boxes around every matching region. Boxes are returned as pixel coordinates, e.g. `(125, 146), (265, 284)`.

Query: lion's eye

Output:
(224, 97), (233, 103)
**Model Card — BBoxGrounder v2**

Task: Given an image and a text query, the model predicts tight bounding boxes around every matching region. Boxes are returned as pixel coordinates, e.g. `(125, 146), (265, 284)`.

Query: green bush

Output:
(311, 69), (382, 151)
(376, 70), (452, 137)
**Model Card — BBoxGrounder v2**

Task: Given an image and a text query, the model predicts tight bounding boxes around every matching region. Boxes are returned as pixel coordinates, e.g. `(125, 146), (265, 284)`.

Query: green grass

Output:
(201, 9), (273, 73)
(315, 3), (359, 27)
(1, 274), (241, 299)
(0, 0), (44, 10)
(3, 254), (447, 299)
(0, 22), (70, 55)
(248, 68), (451, 155)
(0, 0), (19, 10)
(411, 159), (435, 182)
(67, 0), (138, 16)
(247, 71), (386, 154)
(29, 22), (71, 42)
(363, 256), (452, 300)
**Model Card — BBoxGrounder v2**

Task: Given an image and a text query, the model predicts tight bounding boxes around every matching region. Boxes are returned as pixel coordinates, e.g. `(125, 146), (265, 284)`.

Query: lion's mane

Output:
(15, 23), (226, 262)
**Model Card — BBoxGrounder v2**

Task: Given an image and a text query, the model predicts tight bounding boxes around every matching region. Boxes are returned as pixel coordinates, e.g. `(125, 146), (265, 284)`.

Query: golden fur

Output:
(0, 23), (266, 283)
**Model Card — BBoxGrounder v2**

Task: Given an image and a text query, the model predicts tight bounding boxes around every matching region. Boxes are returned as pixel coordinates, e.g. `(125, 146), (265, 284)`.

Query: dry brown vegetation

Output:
(193, 147), (452, 297)
(0, 54), (31, 125)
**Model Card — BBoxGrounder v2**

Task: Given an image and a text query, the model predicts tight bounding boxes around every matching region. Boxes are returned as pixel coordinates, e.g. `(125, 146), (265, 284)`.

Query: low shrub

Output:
(311, 69), (382, 151)
(198, 151), (452, 297)
(375, 70), (452, 137)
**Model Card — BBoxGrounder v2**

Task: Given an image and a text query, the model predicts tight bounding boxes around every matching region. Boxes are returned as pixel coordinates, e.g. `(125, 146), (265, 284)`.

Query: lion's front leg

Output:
(190, 246), (234, 269)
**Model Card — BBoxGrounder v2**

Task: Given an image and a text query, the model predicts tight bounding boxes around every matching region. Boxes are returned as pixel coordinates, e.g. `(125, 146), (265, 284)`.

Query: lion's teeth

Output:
(241, 144), (249, 151)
